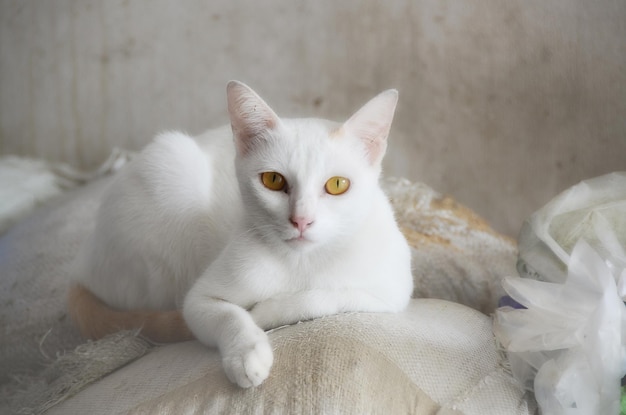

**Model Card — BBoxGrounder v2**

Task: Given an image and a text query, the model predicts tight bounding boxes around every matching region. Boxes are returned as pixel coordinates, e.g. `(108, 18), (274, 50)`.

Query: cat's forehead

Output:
(280, 118), (361, 161)
(258, 118), (366, 178)
(281, 118), (341, 139)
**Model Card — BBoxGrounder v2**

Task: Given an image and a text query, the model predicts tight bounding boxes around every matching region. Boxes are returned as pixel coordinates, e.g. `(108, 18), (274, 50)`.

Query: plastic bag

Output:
(494, 172), (626, 415)
(516, 171), (626, 291)
(495, 241), (625, 414)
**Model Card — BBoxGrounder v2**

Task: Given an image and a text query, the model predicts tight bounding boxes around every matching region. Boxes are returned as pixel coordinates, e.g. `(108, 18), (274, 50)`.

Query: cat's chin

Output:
(286, 236), (312, 244)
(284, 236), (317, 249)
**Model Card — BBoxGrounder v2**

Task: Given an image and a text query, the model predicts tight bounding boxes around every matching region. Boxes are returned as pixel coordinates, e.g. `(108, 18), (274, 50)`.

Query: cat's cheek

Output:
(304, 218), (341, 244)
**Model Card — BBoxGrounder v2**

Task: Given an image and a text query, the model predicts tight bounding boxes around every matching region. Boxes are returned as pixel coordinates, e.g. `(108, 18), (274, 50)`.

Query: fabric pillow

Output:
(383, 178), (518, 313)
(46, 300), (535, 415)
(0, 180), (109, 384)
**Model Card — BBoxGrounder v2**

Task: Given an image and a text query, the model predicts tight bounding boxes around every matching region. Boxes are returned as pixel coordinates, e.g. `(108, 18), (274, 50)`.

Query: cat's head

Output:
(227, 81), (398, 252)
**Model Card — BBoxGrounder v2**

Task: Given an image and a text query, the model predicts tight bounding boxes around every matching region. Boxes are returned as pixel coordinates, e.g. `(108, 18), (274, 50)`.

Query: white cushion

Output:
(47, 300), (535, 415)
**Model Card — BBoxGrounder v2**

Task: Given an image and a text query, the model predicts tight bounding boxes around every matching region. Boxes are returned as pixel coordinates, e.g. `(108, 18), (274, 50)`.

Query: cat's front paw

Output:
(222, 328), (273, 388)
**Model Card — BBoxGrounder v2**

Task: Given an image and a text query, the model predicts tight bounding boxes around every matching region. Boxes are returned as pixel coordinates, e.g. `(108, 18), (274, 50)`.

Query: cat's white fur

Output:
(72, 81), (413, 388)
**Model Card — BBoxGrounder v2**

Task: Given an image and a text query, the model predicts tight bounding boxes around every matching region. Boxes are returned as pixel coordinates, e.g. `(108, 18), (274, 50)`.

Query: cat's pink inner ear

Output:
(227, 81), (280, 156)
(342, 89), (398, 165)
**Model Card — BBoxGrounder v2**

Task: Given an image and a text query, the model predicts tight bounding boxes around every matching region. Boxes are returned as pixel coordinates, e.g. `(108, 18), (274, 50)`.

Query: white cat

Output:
(68, 81), (413, 388)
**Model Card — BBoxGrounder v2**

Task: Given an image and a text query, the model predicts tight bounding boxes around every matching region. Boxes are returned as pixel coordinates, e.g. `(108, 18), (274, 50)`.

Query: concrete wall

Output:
(1, 0), (625, 236)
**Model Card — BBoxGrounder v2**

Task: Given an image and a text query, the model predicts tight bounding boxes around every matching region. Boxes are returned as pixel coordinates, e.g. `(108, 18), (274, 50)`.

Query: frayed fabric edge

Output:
(2, 330), (151, 415)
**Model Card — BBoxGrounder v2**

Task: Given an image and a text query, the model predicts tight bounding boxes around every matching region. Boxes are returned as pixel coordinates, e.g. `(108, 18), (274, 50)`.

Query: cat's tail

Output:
(67, 284), (194, 343)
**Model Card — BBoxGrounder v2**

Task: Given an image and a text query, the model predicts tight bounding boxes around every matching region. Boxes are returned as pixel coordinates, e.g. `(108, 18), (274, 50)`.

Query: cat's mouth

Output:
(286, 234), (313, 245)
(287, 236), (309, 243)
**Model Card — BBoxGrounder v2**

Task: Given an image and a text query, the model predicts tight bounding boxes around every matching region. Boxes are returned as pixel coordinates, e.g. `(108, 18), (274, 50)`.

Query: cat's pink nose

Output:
(290, 216), (314, 233)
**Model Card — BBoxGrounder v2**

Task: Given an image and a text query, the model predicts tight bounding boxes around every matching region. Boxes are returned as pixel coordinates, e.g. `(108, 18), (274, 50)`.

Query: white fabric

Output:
(0, 156), (76, 235)
(0, 152), (132, 235)
(47, 300), (535, 415)
(0, 180), (109, 384)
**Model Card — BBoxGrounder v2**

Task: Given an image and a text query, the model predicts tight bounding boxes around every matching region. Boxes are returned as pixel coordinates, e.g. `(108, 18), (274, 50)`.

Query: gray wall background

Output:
(1, 0), (625, 236)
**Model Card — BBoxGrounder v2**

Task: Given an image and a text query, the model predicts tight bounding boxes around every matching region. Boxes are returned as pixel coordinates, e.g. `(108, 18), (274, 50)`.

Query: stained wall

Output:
(2, 1), (625, 235)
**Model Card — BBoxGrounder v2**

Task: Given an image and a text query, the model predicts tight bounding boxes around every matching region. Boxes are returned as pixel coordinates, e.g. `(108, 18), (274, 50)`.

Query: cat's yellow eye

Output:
(325, 176), (350, 195)
(261, 172), (287, 191)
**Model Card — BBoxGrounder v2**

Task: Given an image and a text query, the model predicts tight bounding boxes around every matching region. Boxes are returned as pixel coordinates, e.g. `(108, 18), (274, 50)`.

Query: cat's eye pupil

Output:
(325, 176), (350, 195)
(261, 171), (286, 191)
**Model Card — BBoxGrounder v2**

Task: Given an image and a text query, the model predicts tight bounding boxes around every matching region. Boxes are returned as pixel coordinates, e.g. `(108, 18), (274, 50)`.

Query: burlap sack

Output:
(1, 175), (530, 414)
(47, 301), (534, 415)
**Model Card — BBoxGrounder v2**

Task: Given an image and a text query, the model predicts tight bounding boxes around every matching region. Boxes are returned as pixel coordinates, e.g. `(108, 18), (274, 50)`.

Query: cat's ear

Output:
(227, 81), (281, 156)
(341, 89), (398, 166)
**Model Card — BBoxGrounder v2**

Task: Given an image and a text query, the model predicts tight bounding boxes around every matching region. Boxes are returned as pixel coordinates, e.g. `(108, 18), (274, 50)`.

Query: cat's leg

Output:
(250, 288), (408, 330)
(183, 294), (273, 388)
